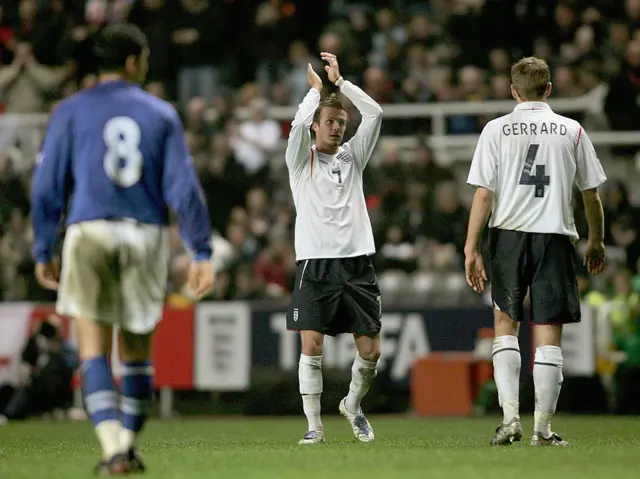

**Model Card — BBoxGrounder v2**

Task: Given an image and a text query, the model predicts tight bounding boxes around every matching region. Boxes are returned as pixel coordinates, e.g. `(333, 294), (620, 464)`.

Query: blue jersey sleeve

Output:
(31, 105), (73, 263)
(163, 111), (212, 261)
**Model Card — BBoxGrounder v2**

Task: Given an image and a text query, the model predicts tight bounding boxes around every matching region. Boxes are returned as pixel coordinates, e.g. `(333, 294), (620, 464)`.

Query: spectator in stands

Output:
(233, 263), (264, 300)
(0, 38), (65, 113)
(603, 180), (640, 245)
(127, 0), (172, 86)
(378, 224), (418, 274)
(199, 133), (247, 235)
(489, 74), (512, 100)
(605, 40), (640, 142)
(1, 316), (78, 422)
(0, 208), (32, 300)
(254, 0), (299, 93)
(0, 153), (29, 230)
(172, 0), (227, 110)
(578, 61), (610, 130)
(424, 180), (469, 258)
(362, 66), (392, 105)
(230, 98), (281, 186)
(283, 40), (315, 105)
(407, 143), (454, 208)
(253, 234), (295, 297)
(226, 217), (260, 267)
(245, 187), (272, 247)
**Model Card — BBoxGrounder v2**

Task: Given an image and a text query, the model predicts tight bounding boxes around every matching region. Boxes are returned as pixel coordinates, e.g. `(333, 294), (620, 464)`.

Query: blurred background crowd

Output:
(0, 0), (640, 331)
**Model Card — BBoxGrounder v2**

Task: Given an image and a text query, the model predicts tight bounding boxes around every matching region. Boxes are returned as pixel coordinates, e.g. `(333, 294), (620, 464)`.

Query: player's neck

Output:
(315, 143), (339, 156)
(517, 97), (546, 104)
(99, 73), (128, 84)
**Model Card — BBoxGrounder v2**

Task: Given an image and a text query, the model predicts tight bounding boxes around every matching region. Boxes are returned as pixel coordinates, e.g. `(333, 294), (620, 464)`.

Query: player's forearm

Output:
(31, 196), (63, 263)
(464, 187), (493, 254)
(582, 188), (605, 245)
(338, 80), (383, 119)
(167, 181), (213, 260)
(292, 87), (321, 127)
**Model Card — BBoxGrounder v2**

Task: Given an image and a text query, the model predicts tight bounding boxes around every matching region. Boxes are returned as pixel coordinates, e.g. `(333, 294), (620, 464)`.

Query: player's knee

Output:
(535, 324), (562, 347)
(300, 331), (324, 356)
(119, 330), (153, 362)
(356, 338), (381, 362)
(74, 318), (113, 360)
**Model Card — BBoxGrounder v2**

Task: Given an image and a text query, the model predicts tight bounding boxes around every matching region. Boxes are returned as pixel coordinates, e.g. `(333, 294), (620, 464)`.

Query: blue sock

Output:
(120, 360), (154, 437)
(82, 356), (119, 426)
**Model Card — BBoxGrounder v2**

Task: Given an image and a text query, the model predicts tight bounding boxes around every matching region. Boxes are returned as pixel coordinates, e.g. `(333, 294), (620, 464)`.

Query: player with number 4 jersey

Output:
(31, 24), (214, 475)
(465, 57), (606, 449)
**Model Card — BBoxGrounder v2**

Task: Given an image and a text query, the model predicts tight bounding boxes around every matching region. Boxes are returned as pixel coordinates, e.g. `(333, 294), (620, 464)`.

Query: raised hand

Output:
(307, 63), (322, 91)
(321, 52), (341, 83)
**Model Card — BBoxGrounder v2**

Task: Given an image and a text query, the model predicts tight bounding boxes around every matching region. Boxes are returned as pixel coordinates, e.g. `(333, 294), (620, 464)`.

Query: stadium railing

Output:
(2, 95), (640, 169)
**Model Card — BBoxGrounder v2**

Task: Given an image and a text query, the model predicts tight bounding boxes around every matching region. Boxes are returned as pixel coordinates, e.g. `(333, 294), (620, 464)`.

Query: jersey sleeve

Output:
(162, 111), (212, 261)
(340, 80), (383, 170)
(467, 123), (499, 191)
(574, 127), (607, 191)
(285, 88), (320, 177)
(31, 104), (73, 263)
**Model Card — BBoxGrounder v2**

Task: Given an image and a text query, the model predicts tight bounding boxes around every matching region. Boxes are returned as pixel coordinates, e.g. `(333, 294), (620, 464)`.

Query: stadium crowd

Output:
(0, 0), (639, 320)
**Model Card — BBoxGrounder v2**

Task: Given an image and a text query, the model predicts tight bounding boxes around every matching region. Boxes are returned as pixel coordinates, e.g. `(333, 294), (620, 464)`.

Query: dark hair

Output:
(94, 23), (148, 72)
(312, 93), (347, 125)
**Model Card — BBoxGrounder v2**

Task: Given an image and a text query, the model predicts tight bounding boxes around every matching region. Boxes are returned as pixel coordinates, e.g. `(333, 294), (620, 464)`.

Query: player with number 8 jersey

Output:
(30, 23), (214, 475)
(465, 57), (606, 449)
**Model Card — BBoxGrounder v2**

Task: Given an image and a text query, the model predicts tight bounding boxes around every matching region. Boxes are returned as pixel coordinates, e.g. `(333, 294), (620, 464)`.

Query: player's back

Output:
(61, 81), (176, 227)
(486, 102), (582, 239)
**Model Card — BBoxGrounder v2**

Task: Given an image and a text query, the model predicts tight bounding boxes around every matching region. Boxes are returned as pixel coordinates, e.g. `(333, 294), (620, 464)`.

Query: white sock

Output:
(299, 354), (323, 433)
(120, 428), (136, 452)
(492, 335), (521, 423)
(95, 419), (124, 459)
(533, 346), (563, 437)
(345, 354), (377, 414)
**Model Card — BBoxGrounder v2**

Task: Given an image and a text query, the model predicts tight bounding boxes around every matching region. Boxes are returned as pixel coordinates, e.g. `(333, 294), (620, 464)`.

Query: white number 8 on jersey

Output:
(103, 116), (143, 187)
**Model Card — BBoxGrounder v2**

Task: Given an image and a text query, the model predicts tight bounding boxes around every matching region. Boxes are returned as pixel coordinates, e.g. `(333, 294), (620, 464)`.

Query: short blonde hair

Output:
(510, 57), (550, 100)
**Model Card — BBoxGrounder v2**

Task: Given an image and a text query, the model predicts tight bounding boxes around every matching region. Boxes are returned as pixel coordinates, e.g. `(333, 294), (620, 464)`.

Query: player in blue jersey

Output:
(31, 23), (215, 475)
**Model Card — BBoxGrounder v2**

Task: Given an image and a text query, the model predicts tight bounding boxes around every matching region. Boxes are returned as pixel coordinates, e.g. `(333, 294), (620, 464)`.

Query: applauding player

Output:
(285, 53), (384, 445)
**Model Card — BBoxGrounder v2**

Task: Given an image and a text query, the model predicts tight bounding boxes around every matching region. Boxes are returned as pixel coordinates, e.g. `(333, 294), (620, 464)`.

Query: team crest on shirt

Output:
(336, 151), (352, 164)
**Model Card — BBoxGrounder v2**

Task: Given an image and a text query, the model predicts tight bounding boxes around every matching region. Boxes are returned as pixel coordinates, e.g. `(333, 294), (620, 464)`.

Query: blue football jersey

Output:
(31, 80), (212, 263)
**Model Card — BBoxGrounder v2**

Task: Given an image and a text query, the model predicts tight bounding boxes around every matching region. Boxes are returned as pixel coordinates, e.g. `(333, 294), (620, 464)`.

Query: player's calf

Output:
(298, 352), (324, 443)
(119, 360), (154, 456)
(119, 331), (155, 460)
(81, 356), (123, 460)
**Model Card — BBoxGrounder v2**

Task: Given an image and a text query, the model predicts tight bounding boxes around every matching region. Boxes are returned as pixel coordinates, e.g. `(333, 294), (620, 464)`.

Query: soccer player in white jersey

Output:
(285, 52), (383, 445)
(465, 57), (606, 447)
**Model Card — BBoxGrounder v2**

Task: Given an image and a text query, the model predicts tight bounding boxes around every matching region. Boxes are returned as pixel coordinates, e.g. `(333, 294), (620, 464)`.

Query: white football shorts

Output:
(56, 219), (169, 334)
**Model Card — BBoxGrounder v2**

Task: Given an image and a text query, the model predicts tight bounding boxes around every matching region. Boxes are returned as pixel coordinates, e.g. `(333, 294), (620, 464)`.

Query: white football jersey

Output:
(286, 82), (383, 260)
(467, 101), (607, 242)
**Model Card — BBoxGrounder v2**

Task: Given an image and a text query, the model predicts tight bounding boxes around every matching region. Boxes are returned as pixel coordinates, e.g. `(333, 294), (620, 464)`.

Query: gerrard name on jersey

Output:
(502, 122), (568, 136)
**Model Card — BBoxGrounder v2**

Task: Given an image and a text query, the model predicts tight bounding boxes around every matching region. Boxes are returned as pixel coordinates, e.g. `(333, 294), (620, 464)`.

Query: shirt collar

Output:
(513, 101), (552, 112)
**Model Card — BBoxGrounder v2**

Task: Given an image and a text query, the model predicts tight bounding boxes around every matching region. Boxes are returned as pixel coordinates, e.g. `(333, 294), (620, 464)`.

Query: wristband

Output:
(335, 76), (345, 87)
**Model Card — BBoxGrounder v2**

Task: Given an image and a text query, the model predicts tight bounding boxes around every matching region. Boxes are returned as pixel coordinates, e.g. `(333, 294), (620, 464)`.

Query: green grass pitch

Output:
(1, 415), (639, 478)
